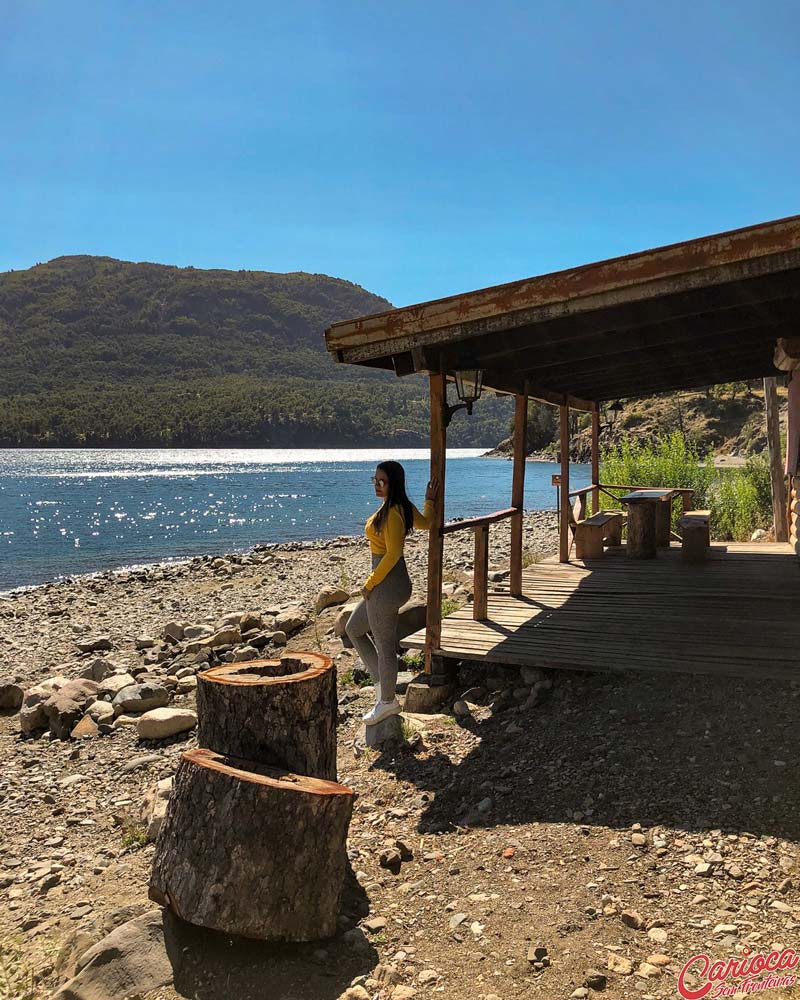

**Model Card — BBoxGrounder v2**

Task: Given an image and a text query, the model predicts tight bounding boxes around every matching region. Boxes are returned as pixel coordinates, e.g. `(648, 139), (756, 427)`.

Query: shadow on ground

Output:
(55, 866), (374, 1000)
(375, 670), (800, 840)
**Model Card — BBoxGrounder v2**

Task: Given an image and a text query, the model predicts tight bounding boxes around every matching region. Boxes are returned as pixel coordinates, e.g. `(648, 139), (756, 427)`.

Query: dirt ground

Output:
(1, 520), (799, 1000)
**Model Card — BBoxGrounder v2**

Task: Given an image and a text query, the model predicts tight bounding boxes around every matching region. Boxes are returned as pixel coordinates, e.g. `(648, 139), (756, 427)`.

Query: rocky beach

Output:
(1, 510), (799, 1000)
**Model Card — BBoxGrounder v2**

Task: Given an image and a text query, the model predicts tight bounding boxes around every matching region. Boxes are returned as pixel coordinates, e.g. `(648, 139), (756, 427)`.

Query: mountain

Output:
(488, 383), (775, 461)
(0, 256), (513, 447)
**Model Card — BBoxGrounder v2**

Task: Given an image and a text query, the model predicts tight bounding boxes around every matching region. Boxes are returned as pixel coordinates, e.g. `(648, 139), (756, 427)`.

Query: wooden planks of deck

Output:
(400, 542), (800, 680)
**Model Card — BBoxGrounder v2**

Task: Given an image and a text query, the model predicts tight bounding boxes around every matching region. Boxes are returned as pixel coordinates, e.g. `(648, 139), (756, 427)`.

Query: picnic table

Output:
(619, 489), (677, 558)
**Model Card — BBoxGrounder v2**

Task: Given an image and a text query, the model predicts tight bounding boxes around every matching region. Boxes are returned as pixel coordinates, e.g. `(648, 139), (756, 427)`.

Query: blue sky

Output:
(2, 0), (799, 306)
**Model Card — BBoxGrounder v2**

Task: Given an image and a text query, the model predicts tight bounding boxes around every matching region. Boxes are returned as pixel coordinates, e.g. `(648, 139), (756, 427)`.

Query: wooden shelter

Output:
(324, 216), (800, 678)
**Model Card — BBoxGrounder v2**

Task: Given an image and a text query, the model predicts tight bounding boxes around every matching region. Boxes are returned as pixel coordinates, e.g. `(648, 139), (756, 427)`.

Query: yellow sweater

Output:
(364, 499), (434, 591)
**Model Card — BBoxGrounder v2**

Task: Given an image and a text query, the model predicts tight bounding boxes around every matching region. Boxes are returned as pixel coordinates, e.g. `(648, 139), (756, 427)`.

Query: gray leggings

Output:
(346, 554), (412, 702)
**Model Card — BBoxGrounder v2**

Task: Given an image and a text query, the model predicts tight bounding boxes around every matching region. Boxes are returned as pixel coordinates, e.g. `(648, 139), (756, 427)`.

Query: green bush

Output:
(600, 434), (772, 541)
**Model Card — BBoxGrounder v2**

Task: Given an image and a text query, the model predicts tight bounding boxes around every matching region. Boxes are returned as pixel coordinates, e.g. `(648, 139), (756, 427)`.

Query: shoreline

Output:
(0, 510), (560, 688)
(0, 508), (560, 599)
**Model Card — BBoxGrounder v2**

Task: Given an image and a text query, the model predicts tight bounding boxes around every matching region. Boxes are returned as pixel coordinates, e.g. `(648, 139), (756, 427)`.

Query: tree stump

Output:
(625, 502), (657, 559)
(149, 747), (354, 941)
(196, 653), (336, 780)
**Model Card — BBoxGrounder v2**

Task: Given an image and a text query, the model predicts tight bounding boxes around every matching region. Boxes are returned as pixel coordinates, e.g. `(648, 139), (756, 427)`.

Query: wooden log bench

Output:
(574, 506), (626, 559)
(679, 509), (711, 561)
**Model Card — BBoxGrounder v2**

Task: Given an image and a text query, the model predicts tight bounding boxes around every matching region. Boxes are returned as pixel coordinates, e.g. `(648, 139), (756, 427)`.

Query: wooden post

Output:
(764, 377), (789, 542)
(559, 399), (570, 562)
(510, 393), (527, 596)
(473, 524), (489, 620)
(591, 402), (600, 515)
(425, 374), (447, 673)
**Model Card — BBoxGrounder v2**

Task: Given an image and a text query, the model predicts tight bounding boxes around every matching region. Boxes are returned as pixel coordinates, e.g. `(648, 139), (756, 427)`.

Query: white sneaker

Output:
(362, 698), (401, 726)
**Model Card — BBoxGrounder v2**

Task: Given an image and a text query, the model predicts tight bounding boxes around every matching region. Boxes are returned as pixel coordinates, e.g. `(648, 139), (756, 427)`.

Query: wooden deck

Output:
(401, 542), (800, 680)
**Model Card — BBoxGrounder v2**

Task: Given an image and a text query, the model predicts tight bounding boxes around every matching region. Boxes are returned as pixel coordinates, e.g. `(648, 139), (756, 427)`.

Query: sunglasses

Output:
(370, 476), (388, 486)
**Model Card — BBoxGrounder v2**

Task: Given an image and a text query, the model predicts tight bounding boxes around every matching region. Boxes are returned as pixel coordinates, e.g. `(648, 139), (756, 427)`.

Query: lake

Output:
(0, 449), (590, 592)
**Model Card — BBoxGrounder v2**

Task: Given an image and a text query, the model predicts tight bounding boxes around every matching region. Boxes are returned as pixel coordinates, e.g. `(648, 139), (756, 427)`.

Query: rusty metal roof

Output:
(324, 214), (800, 403)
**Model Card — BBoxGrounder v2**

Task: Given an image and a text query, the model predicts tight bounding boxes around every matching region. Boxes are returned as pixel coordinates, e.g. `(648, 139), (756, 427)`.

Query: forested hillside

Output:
(0, 256), (512, 447)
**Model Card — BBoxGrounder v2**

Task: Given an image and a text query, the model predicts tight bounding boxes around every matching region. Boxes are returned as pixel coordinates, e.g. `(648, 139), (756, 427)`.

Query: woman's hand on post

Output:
(361, 587), (371, 601)
(425, 477), (440, 502)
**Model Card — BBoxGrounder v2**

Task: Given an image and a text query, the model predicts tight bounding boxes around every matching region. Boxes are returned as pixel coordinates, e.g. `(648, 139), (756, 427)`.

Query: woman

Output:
(346, 461), (439, 725)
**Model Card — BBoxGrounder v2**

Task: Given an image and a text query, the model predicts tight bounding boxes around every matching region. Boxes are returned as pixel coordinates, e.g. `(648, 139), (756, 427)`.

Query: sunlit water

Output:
(0, 449), (589, 592)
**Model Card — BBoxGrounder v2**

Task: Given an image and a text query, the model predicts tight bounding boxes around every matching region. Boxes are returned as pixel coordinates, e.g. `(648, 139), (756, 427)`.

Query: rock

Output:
(646, 954), (671, 967)
(584, 969), (607, 990)
(199, 627), (241, 649)
(648, 927), (668, 944)
(571, 991), (590, 999)
(334, 601), (360, 637)
(379, 847), (403, 873)
(112, 683), (170, 714)
(119, 754), (161, 774)
(520, 665), (545, 685)
(183, 625), (211, 640)
(79, 658), (117, 682)
(0, 679), (24, 711)
(271, 631), (287, 647)
(452, 699), (473, 718)
(86, 700), (115, 724)
(363, 916), (387, 933)
(142, 777), (174, 842)
(44, 680), (99, 739)
(20, 677), (69, 734)
(136, 707), (197, 740)
(527, 945), (548, 963)
(636, 962), (661, 977)
(52, 909), (175, 1000)
(274, 608), (308, 636)
(607, 954), (633, 974)
(315, 586), (350, 614)
(239, 612), (263, 632)
(112, 714), (140, 730)
(391, 988), (417, 1000)
(631, 833), (647, 847)
(97, 673), (137, 698)
(751, 528), (767, 541)
(231, 645), (259, 662)
(71, 715), (99, 740)
(76, 636), (113, 653)
(448, 913), (467, 931)
(620, 909), (646, 929)
(162, 621), (185, 643)
(343, 987), (370, 1000)
(341, 927), (371, 955)
(396, 599), (427, 641)
(417, 969), (439, 985)
(135, 636), (157, 650)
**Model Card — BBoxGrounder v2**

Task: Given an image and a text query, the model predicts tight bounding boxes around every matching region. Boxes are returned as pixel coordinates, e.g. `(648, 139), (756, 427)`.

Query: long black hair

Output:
(373, 460), (415, 537)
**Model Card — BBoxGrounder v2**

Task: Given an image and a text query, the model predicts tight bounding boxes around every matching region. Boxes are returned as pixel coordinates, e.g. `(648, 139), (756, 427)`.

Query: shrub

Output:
(600, 433), (772, 541)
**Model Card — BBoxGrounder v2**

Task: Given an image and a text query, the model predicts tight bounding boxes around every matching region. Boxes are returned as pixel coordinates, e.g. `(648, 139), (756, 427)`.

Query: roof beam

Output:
(503, 327), (789, 388)
(332, 247), (800, 365)
(567, 360), (781, 401)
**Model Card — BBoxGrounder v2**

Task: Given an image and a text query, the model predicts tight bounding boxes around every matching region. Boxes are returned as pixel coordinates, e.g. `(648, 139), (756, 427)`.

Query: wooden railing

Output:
(442, 507), (520, 620)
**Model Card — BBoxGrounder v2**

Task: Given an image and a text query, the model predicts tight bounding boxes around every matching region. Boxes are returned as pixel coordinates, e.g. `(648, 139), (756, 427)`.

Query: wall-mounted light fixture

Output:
(601, 399), (624, 434)
(445, 370), (484, 426)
